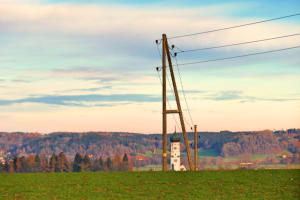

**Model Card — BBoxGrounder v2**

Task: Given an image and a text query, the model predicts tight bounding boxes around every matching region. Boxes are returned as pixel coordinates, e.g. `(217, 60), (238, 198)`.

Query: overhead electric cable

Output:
(176, 45), (300, 66)
(155, 41), (193, 130)
(168, 13), (300, 39)
(174, 33), (300, 54)
(156, 69), (181, 131)
(155, 40), (162, 58)
(166, 72), (193, 129)
(173, 54), (195, 128)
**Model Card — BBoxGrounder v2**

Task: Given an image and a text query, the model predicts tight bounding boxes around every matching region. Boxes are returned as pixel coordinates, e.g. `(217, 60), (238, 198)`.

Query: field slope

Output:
(0, 170), (299, 200)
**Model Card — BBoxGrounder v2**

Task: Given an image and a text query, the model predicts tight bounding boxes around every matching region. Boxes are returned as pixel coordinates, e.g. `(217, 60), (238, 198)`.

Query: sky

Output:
(0, 0), (299, 134)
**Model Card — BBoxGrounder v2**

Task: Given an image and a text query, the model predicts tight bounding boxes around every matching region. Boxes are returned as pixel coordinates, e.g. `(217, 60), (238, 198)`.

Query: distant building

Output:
(274, 130), (285, 135)
(287, 129), (297, 134)
(282, 154), (287, 159)
(0, 157), (5, 164)
(274, 129), (300, 135)
(0, 149), (9, 164)
(170, 131), (181, 171)
(239, 162), (253, 169)
(179, 165), (186, 171)
(220, 130), (232, 134)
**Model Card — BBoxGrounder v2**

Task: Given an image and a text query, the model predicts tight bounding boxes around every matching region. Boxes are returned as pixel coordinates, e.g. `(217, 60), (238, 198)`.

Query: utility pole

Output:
(194, 125), (197, 170)
(162, 34), (167, 171)
(161, 34), (194, 171)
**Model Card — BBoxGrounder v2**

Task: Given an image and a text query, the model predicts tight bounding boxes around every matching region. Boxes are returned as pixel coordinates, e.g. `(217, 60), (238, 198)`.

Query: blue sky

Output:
(44, 0), (300, 17)
(0, 0), (299, 133)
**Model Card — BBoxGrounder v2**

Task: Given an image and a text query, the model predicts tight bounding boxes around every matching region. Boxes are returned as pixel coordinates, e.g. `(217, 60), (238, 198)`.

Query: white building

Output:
(0, 157), (5, 165)
(170, 132), (181, 171)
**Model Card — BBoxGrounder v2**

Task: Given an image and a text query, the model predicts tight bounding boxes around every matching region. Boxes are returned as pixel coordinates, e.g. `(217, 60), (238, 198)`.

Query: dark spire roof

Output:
(170, 131), (180, 142)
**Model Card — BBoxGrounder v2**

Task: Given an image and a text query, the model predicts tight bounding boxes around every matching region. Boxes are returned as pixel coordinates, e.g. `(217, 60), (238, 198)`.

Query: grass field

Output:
(0, 170), (299, 200)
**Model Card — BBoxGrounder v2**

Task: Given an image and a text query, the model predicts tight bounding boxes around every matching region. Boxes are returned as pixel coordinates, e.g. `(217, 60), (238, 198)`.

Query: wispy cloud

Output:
(51, 66), (122, 82)
(0, 93), (160, 107)
(58, 85), (112, 93)
(203, 90), (299, 102)
(184, 90), (207, 94)
(167, 89), (207, 96)
(1, 2), (298, 48)
(207, 90), (243, 101)
(52, 66), (154, 84)
(10, 79), (32, 83)
(54, 66), (107, 74)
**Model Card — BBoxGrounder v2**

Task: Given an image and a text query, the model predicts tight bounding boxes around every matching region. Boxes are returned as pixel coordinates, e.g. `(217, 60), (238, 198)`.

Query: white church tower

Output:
(170, 131), (181, 171)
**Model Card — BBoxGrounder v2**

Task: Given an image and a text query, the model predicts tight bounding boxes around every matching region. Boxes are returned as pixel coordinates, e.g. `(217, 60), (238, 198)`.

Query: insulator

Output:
(171, 45), (175, 49)
(174, 52), (177, 57)
(155, 40), (158, 44)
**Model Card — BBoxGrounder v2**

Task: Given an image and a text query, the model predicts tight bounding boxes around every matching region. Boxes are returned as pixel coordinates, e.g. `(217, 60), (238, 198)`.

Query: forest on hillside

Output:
(0, 129), (299, 169)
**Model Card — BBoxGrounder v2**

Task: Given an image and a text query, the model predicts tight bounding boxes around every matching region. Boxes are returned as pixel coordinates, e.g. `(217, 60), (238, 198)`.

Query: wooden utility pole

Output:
(162, 34), (167, 171)
(194, 125), (197, 170)
(161, 34), (194, 171)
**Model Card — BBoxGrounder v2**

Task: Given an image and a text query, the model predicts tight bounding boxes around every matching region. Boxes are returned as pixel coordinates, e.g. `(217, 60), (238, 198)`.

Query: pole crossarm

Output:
(165, 110), (180, 114)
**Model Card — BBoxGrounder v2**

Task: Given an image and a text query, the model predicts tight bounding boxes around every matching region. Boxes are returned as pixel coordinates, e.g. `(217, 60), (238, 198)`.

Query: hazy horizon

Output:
(1, 128), (299, 135)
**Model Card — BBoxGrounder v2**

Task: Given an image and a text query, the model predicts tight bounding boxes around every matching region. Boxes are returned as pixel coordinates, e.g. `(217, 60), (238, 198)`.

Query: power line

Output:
(155, 40), (162, 58)
(168, 13), (300, 39)
(155, 42), (193, 130)
(166, 70), (194, 129)
(156, 69), (181, 131)
(173, 54), (195, 128)
(176, 45), (300, 66)
(165, 67), (194, 129)
(174, 33), (300, 54)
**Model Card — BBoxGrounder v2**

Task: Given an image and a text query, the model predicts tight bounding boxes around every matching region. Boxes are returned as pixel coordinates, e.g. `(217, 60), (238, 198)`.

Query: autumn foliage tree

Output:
(13, 156), (21, 173)
(57, 152), (70, 172)
(92, 156), (104, 172)
(33, 154), (43, 172)
(50, 153), (58, 172)
(82, 154), (92, 172)
(113, 153), (121, 171)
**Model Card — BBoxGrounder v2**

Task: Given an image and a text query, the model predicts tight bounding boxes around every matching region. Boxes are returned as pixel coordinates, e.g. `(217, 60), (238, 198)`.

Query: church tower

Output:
(170, 131), (181, 171)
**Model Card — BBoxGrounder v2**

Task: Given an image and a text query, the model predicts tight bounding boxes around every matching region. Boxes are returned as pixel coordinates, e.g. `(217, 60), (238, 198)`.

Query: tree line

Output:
(0, 152), (132, 173)
(0, 130), (299, 169)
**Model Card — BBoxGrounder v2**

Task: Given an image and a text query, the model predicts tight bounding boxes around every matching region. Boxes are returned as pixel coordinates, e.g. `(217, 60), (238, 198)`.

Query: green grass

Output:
(198, 148), (219, 157)
(251, 154), (267, 159)
(0, 170), (299, 200)
(183, 148), (219, 157)
(260, 164), (300, 169)
(145, 151), (153, 158)
(135, 165), (161, 171)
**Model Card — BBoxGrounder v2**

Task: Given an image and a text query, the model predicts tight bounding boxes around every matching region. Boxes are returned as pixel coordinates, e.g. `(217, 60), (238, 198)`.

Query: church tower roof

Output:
(170, 131), (180, 143)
